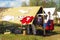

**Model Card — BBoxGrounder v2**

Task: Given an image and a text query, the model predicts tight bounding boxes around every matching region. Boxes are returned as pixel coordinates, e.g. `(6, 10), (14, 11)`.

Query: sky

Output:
(0, 0), (29, 7)
(0, 0), (59, 7)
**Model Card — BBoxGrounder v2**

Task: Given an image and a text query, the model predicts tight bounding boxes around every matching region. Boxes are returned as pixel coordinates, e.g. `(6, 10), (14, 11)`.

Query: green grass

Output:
(0, 26), (60, 40)
(0, 34), (43, 40)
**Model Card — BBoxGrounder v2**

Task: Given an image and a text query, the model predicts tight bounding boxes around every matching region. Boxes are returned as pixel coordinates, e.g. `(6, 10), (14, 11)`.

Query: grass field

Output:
(0, 26), (60, 40)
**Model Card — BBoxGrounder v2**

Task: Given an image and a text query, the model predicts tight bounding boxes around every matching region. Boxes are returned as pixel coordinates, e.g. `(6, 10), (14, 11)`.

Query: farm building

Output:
(57, 12), (60, 24)
(0, 6), (43, 24)
(0, 6), (56, 35)
(43, 8), (57, 24)
(0, 6), (44, 34)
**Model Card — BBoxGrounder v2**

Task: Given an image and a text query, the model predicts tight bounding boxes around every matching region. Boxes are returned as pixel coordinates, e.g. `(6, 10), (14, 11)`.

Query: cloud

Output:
(0, 0), (15, 1)
(22, 0), (26, 2)
(0, 1), (21, 7)
(10, 2), (16, 7)
(0, 3), (6, 7)
(0, 1), (8, 7)
(0, 0), (29, 7)
(15, 0), (21, 1)
(9, 1), (21, 7)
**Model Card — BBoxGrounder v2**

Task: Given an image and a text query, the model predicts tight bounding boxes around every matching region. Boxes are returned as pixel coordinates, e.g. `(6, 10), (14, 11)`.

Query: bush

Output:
(0, 21), (22, 34)
(0, 26), (5, 34)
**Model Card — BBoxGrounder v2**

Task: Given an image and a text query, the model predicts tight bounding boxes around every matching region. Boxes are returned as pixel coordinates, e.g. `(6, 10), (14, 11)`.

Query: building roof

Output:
(0, 6), (41, 24)
(57, 12), (60, 18)
(2, 6), (41, 17)
(43, 8), (56, 20)
(43, 8), (56, 15)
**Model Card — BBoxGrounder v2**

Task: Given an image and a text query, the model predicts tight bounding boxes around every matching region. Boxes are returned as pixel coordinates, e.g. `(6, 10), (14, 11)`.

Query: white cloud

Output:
(15, 0), (20, 1)
(9, 2), (21, 7)
(10, 2), (15, 7)
(0, 1), (8, 7)
(22, 0), (26, 2)
(0, 2), (6, 7)
(0, 1), (21, 7)
(0, 0), (29, 7)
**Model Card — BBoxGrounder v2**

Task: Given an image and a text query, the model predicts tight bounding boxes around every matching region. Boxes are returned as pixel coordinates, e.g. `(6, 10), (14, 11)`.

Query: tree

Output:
(29, 0), (57, 8)
(40, 0), (57, 8)
(46, 1), (57, 7)
(57, 0), (60, 11)
(29, 0), (41, 6)
(22, 2), (27, 6)
(57, 7), (60, 11)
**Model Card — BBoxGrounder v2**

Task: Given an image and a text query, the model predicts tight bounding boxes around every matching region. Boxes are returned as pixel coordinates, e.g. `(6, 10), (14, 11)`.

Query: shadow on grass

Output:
(36, 29), (43, 35)
(0, 21), (60, 37)
(36, 29), (60, 37)
(54, 23), (60, 26)
(0, 21), (22, 34)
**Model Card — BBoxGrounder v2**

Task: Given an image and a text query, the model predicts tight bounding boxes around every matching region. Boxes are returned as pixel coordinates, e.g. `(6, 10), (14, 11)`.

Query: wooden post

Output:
(23, 29), (26, 35)
(43, 12), (46, 36)
(31, 24), (36, 35)
(21, 24), (26, 35)
(27, 24), (30, 34)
